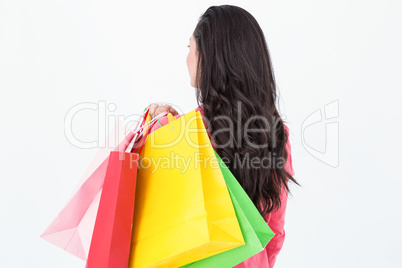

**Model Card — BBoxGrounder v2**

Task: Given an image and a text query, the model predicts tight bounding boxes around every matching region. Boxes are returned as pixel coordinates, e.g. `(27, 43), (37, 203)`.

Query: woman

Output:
(147, 5), (299, 268)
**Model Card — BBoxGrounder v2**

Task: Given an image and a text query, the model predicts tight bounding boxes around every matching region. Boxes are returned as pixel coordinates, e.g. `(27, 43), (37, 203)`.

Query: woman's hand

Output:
(147, 103), (179, 119)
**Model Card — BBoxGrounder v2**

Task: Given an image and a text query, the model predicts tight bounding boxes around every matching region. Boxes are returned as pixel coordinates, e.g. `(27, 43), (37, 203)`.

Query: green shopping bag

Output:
(181, 149), (276, 268)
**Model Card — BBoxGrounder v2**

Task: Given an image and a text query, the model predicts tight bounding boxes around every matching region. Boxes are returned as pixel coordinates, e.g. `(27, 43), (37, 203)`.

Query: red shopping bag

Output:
(85, 151), (139, 268)
(40, 124), (138, 260)
(86, 111), (160, 267)
(40, 108), (162, 261)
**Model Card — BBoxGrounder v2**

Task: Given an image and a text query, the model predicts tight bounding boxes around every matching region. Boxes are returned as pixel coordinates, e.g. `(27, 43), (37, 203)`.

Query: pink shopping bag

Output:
(40, 109), (158, 260)
(85, 151), (139, 268)
(40, 121), (137, 260)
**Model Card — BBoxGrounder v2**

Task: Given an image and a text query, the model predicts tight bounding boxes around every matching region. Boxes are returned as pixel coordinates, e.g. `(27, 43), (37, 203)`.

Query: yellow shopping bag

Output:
(128, 109), (244, 268)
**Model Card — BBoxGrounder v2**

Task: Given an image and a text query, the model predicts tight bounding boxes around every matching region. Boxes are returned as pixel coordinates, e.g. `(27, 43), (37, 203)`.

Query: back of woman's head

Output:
(192, 5), (299, 216)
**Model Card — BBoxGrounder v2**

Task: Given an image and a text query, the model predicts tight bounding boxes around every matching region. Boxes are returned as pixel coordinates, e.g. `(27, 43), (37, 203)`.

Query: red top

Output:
(147, 105), (295, 268)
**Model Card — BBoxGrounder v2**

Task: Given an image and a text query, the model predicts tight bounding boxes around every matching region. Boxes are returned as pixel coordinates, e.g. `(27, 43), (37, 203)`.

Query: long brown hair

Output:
(193, 5), (300, 216)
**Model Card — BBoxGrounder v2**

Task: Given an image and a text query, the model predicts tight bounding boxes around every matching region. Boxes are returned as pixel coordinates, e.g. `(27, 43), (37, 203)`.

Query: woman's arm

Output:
(234, 124), (295, 268)
(263, 125), (294, 267)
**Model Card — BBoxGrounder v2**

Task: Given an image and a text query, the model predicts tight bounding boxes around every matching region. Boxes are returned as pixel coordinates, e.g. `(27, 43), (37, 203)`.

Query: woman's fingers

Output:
(155, 104), (176, 117)
(147, 103), (178, 119)
(168, 106), (179, 116)
(147, 103), (159, 119)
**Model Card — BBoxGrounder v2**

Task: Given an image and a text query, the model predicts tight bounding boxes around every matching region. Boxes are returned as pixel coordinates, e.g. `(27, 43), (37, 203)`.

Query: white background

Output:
(1, 0), (401, 267)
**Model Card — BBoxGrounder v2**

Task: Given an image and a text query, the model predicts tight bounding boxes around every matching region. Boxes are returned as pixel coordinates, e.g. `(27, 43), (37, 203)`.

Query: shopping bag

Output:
(40, 108), (161, 260)
(85, 150), (139, 268)
(86, 109), (165, 267)
(128, 109), (245, 268)
(180, 149), (276, 267)
(40, 122), (136, 260)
